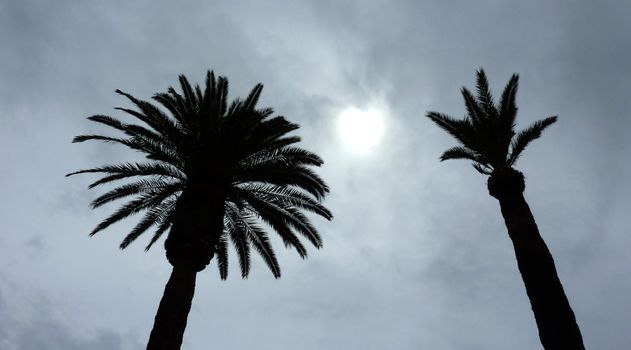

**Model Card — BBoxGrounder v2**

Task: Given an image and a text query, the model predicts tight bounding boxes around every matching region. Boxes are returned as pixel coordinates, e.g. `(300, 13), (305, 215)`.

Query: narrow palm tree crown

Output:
(426, 69), (557, 174)
(425, 69), (584, 350)
(68, 71), (332, 278)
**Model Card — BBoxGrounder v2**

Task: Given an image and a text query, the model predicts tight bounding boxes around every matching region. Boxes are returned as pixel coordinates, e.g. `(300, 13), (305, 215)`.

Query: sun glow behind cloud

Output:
(336, 106), (386, 154)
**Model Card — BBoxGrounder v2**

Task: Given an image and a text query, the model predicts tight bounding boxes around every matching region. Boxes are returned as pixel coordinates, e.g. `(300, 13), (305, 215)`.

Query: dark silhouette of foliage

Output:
(426, 69), (584, 350)
(426, 70), (557, 175)
(68, 71), (331, 350)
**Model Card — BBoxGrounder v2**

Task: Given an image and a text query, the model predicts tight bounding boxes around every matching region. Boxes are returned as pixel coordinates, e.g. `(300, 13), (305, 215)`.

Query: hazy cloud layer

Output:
(1, 1), (630, 349)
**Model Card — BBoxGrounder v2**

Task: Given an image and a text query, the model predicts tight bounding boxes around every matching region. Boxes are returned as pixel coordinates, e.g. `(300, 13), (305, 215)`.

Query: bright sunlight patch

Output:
(337, 107), (385, 154)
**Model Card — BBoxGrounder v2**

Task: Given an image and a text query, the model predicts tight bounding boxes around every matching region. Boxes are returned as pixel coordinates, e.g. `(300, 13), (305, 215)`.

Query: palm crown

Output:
(68, 71), (332, 278)
(426, 69), (557, 175)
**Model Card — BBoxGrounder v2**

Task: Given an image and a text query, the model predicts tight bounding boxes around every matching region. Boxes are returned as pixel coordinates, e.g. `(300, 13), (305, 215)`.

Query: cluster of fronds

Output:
(68, 71), (332, 279)
(426, 69), (557, 174)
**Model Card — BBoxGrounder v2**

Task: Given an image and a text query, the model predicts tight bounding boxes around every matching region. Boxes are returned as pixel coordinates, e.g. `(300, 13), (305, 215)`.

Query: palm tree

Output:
(426, 69), (584, 349)
(67, 71), (332, 350)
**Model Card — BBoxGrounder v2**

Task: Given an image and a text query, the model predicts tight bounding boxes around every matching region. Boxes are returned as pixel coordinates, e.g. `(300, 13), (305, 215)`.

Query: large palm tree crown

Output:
(426, 69), (557, 176)
(68, 71), (332, 278)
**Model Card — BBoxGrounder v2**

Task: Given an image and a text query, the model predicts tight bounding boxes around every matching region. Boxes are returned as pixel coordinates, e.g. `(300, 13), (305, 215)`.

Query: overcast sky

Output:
(1, 1), (631, 349)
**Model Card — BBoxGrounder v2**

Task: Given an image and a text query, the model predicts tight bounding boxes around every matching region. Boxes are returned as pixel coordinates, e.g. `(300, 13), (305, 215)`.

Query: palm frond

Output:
(119, 197), (176, 249)
(151, 93), (189, 131)
(87, 114), (178, 152)
(499, 74), (519, 132)
(461, 88), (486, 127)
(426, 111), (479, 149)
(89, 186), (179, 236)
(90, 179), (178, 209)
(238, 190), (321, 249)
(114, 90), (185, 141)
(439, 146), (488, 164)
(234, 116), (300, 158)
(243, 84), (264, 111)
(266, 147), (324, 167)
(234, 163), (328, 200)
(226, 205), (281, 278)
(178, 75), (198, 113)
(226, 216), (251, 278)
(144, 213), (174, 251)
(237, 136), (303, 167)
(283, 207), (322, 248)
(236, 183), (332, 220)
(71, 133), (184, 171)
(67, 162), (185, 187)
(218, 77), (229, 114)
(104, 112), (182, 149)
(215, 234), (229, 280)
(508, 116), (557, 165)
(167, 86), (195, 131)
(475, 69), (497, 119)
(72, 134), (135, 147)
(237, 147), (324, 178)
(242, 200), (308, 258)
(86, 115), (128, 132)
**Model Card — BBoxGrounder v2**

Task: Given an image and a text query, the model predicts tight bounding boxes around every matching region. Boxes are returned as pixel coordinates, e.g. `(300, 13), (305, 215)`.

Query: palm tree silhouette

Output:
(426, 69), (584, 349)
(68, 71), (332, 350)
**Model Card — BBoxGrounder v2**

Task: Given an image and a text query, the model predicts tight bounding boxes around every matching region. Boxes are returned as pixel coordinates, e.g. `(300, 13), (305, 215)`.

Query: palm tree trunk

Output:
(146, 266), (197, 350)
(496, 192), (585, 349)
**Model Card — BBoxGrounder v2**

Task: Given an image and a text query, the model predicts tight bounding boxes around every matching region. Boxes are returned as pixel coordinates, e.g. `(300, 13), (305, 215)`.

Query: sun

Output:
(337, 107), (385, 154)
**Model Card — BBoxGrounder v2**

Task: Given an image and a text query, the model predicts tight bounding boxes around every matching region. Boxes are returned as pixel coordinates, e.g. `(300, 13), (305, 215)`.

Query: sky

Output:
(1, 0), (631, 349)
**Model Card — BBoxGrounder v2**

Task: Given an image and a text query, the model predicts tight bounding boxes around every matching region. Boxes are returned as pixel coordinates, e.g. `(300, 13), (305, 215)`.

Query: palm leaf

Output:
(237, 183), (332, 220)
(234, 163), (329, 200)
(499, 74), (519, 133)
(228, 218), (251, 278)
(89, 186), (179, 236)
(215, 234), (229, 280)
(508, 116), (557, 165)
(115, 90), (184, 140)
(242, 200), (308, 258)
(67, 162), (185, 187)
(119, 198), (177, 249)
(461, 88), (486, 127)
(226, 206), (281, 278)
(144, 213), (174, 251)
(475, 69), (497, 119)
(426, 111), (478, 151)
(90, 179), (178, 208)
(439, 146), (487, 163)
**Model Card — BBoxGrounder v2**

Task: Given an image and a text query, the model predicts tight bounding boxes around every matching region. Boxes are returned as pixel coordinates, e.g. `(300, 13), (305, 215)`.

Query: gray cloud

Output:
(0, 286), (140, 350)
(1, 0), (631, 349)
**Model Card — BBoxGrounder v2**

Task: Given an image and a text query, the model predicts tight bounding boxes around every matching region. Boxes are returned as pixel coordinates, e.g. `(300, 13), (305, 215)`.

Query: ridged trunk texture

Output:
(146, 267), (197, 350)
(147, 187), (226, 350)
(489, 169), (584, 350)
